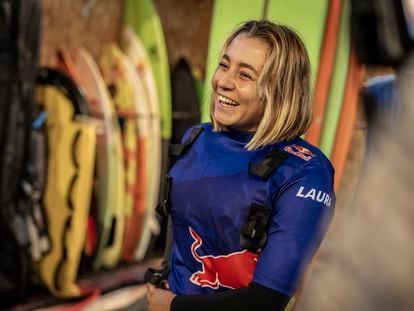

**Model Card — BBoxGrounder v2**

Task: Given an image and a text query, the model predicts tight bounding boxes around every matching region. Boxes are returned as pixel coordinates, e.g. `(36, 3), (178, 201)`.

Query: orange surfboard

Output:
(305, 0), (343, 146)
(330, 48), (365, 191)
(120, 46), (152, 263)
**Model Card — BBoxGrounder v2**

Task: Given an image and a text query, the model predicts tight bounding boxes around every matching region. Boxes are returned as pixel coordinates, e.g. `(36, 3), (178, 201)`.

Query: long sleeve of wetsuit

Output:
(170, 282), (290, 311)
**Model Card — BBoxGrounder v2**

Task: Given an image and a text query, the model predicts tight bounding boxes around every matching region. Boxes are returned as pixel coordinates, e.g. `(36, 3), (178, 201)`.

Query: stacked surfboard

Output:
(30, 0), (168, 300)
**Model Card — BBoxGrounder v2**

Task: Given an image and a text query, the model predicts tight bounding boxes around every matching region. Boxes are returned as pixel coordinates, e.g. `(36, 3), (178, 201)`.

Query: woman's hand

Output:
(147, 283), (176, 311)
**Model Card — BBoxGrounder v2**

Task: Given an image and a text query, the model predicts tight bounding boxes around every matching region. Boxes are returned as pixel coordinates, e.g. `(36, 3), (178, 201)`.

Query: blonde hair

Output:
(210, 20), (312, 150)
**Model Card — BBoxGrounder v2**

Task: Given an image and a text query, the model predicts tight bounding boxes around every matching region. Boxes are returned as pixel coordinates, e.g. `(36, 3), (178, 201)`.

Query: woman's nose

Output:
(217, 71), (235, 90)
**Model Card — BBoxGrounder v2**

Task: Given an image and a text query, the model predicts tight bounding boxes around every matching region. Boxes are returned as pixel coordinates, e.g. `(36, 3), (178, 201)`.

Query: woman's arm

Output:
(147, 282), (290, 311)
(172, 282), (290, 311)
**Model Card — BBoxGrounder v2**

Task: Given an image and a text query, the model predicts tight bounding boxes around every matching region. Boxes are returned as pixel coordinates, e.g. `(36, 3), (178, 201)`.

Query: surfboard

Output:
(55, 50), (99, 260)
(305, 0), (343, 146)
(319, 1), (351, 157)
(121, 26), (162, 263)
(121, 43), (153, 264)
(202, 0), (267, 121)
(35, 68), (96, 298)
(266, 0), (329, 84)
(124, 0), (170, 260)
(72, 48), (121, 270)
(55, 50), (82, 85)
(83, 284), (147, 311)
(330, 49), (365, 191)
(192, 66), (205, 111)
(98, 45), (146, 269)
(124, 0), (170, 190)
(171, 57), (201, 144)
(124, 0), (171, 142)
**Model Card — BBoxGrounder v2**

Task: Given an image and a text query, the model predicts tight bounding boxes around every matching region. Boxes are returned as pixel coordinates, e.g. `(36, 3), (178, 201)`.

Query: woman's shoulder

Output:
(278, 137), (334, 174)
(267, 137), (335, 200)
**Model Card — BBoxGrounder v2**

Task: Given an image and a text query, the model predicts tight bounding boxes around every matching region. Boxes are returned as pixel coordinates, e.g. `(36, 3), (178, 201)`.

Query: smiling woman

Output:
(145, 20), (335, 311)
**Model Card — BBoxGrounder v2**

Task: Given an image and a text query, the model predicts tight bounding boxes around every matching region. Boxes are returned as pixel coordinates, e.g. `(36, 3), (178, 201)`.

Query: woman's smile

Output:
(217, 94), (239, 108)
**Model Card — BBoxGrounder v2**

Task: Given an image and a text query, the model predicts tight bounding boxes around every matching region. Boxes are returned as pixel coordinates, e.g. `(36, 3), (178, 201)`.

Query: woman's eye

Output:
(240, 72), (253, 80)
(218, 62), (228, 69)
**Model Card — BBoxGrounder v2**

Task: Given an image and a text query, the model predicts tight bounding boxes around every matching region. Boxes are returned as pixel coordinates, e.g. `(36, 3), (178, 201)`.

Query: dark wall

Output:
(40, 0), (213, 76)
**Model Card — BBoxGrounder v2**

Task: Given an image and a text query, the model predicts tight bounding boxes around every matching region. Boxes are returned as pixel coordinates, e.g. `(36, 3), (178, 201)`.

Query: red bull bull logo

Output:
(188, 227), (258, 290)
(284, 144), (315, 161)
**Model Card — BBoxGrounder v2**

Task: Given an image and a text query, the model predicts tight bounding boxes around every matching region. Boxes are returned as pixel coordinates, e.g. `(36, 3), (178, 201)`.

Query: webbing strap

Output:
(169, 127), (203, 156)
(156, 174), (172, 218)
(240, 203), (270, 251)
(248, 149), (289, 180)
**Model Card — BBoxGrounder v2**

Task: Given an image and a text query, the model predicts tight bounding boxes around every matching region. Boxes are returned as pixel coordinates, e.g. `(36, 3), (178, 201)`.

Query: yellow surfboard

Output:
(73, 48), (121, 270)
(121, 26), (162, 262)
(98, 45), (142, 268)
(34, 69), (96, 298)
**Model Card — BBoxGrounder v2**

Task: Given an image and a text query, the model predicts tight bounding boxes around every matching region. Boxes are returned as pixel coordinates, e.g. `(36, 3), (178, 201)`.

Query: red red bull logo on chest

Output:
(284, 144), (315, 161)
(188, 227), (258, 290)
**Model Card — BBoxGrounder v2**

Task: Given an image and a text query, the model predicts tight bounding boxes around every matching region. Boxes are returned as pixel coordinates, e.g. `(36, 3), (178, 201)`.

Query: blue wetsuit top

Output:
(168, 123), (335, 297)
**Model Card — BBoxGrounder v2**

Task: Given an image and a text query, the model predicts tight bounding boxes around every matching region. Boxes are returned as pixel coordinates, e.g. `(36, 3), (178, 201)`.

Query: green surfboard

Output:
(125, 0), (172, 260)
(124, 0), (170, 260)
(124, 0), (171, 141)
(202, 0), (267, 121)
(265, 0), (329, 83)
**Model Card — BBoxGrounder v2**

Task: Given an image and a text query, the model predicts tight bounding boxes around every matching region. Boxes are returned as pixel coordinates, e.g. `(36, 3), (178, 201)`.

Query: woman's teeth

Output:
(218, 95), (239, 107)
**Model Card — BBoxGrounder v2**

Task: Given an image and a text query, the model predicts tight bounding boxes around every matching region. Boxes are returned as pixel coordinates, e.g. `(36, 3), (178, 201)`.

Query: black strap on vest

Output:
(156, 174), (172, 218)
(149, 128), (203, 286)
(169, 127), (203, 156)
(241, 149), (289, 251)
(240, 203), (270, 251)
(144, 264), (170, 289)
(248, 149), (289, 180)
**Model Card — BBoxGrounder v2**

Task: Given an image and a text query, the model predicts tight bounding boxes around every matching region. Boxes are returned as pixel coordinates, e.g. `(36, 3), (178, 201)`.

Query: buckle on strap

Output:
(156, 175), (172, 218)
(248, 149), (289, 180)
(169, 127), (203, 156)
(144, 265), (170, 288)
(240, 203), (271, 251)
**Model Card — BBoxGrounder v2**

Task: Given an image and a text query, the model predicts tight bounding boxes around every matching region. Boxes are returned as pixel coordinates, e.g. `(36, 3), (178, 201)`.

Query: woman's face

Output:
(212, 33), (268, 132)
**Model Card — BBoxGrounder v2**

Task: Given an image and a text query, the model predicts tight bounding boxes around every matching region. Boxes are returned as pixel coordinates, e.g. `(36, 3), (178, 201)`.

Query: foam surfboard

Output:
(124, 0), (171, 142)
(55, 50), (82, 85)
(124, 1), (171, 234)
(330, 49), (365, 191)
(83, 284), (147, 311)
(99, 45), (147, 269)
(112, 50), (145, 266)
(35, 69), (96, 298)
(72, 48), (120, 268)
(319, 1), (351, 157)
(121, 27), (162, 262)
(55, 50), (101, 260)
(202, 0), (267, 121)
(266, 0), (329, 84)
(305, 0), (343, 146)
(120, 43), (153, 264)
